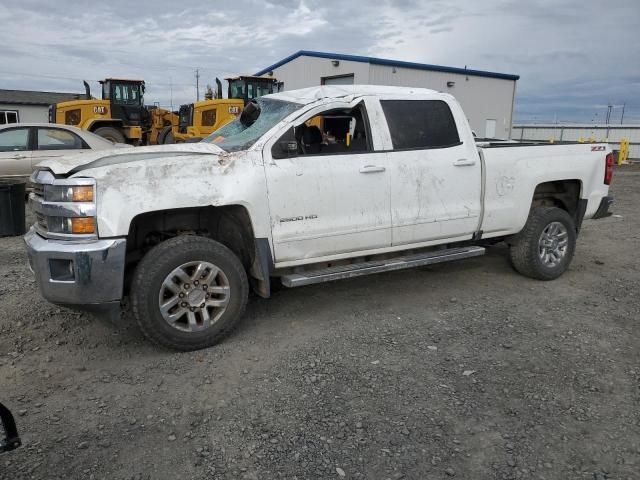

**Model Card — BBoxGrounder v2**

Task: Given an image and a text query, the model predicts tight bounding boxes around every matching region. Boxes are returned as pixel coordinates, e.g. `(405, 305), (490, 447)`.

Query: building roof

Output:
(0, 89), (86, 106)
(266, 84), (443, 105)
(255, 50), (520, 81)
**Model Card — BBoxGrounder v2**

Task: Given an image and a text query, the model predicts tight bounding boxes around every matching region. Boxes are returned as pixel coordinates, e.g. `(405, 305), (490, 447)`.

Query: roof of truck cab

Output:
(265, 84), (443, 104)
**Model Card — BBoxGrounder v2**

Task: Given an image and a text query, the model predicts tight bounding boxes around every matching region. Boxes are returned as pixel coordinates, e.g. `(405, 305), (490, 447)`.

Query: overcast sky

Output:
(0, 0), (638, 123)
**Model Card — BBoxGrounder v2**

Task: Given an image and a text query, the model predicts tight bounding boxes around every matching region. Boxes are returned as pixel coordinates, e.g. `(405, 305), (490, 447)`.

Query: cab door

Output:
(378, 98), (482, 246)
(0, 127), (32, 178)
(263, 98), (392, 265)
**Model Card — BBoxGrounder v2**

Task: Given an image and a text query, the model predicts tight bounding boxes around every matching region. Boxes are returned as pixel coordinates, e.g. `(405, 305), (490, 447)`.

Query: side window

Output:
(201, 109), (217, 127)
(0, 128), (29, 152)
(37, 128), (86, 150)
(0, 111), (19, 125)
(381, 100), (460, 150)
(271, 103), (371, 159)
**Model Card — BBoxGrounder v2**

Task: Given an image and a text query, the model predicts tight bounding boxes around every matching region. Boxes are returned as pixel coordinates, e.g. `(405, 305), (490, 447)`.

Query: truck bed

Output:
(477, 141), (610, 239)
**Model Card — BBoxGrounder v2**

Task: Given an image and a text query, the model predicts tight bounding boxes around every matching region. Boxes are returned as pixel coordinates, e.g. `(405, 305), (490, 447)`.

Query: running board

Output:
(280, 246), (485, 288)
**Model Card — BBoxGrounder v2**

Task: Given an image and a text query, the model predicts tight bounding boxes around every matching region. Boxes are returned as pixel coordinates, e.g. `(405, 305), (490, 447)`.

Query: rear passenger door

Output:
(379, 98), (482, 246)
(31, 127), (90, 169)
(0, 127), (32, 178)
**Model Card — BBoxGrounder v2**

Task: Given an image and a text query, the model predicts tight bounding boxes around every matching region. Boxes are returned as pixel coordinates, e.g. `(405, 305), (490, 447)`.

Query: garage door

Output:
(322, 75), (355, 85)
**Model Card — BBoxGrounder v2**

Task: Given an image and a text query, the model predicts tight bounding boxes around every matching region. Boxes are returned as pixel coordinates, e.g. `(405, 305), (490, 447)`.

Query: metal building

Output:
(255, 50), (519, 139)
(0, 89), (86, 124)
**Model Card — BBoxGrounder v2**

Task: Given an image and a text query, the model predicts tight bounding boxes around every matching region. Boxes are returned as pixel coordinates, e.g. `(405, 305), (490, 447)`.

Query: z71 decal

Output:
(591, 146), (606, 151)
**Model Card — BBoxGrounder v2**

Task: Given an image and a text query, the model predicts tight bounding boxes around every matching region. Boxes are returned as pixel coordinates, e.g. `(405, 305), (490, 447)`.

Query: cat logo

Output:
(229, 106), (240, 114)
(93, 106), (108, 115)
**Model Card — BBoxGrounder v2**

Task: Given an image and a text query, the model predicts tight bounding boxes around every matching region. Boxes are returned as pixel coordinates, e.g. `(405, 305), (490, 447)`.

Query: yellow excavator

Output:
(51, 79), (175, 145)
(164, 75), (281, 143)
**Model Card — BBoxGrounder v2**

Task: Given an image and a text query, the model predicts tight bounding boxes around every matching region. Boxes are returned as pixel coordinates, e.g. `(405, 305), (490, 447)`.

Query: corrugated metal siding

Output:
(271, 56), (371, 91)
(0, 103), (49, 122)
(513, 124), (640, 159)
(270, 56), (517, 139)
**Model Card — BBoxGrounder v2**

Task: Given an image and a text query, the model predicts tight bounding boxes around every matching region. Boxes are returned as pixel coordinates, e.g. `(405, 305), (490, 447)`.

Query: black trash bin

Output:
(0, 179), (26, 237)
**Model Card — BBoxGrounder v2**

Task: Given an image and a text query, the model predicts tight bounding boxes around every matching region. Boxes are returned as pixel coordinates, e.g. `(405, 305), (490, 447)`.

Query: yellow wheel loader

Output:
(51, 79), (176, 145)
(163, 76), (281, 144)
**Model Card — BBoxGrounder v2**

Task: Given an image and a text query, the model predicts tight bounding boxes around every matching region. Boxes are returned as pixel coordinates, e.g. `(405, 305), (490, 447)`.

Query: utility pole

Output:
(621, 103), (626, 124)
(195, 69), (200, 101)
(169, 78), (173, 111)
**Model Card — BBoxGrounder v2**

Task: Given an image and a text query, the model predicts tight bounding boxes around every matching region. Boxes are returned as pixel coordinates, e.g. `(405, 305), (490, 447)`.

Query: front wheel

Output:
(509, 207), (577, 280)
(93, 126), (125, 144)
(131, 236), (249, 351)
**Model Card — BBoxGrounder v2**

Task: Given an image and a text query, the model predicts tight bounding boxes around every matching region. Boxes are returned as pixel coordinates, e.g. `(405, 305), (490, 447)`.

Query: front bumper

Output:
(592, 196), (614, 219)
(24, 227), (126, 306)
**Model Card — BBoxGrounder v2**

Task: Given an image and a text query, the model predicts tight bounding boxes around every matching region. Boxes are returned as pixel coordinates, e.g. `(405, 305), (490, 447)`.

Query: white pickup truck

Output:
(25, 85), (614, 350)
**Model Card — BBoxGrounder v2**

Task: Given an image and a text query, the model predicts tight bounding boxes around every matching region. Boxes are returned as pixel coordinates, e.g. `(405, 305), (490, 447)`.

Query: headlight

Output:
(47, 216), (96, 235)
(30, 172), (98, 238)
(44, 185), (94, 202)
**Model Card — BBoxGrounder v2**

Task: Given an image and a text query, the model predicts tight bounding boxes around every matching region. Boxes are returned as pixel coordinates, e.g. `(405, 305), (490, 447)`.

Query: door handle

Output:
(359, 165), (386, 173)
(453, 158), (476, 167)
(11, 154), (27, 159)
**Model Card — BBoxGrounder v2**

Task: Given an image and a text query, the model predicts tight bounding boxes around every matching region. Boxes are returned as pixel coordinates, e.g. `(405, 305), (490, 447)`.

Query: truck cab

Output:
(226, 75), (282, 105)
(99, 78), (147, 129)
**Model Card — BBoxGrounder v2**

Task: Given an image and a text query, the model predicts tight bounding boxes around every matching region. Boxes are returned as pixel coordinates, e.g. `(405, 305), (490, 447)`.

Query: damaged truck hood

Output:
(37, 143), (225, 175)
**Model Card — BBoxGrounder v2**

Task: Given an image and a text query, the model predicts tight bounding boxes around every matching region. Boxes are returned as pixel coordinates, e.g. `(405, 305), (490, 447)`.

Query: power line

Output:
(0, 69), (196, 87)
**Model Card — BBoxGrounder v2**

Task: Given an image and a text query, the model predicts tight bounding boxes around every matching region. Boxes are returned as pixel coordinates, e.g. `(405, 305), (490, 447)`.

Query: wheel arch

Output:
(124, 205), (272, 298)
(530, 179), (585, 231)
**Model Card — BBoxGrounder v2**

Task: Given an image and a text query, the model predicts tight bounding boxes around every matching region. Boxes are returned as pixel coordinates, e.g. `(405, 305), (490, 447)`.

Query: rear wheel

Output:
(93, 126), (125, 144)
(509, 207), (576, 280)
(131, 236), (249, 351)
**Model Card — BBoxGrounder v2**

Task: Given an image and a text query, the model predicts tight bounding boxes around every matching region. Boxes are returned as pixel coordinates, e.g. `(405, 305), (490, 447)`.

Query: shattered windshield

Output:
(202, 98), (301, 152)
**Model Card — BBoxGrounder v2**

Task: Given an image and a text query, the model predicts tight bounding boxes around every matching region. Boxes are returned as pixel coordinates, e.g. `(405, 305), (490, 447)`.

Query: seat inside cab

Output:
(294, 105), (370, 155)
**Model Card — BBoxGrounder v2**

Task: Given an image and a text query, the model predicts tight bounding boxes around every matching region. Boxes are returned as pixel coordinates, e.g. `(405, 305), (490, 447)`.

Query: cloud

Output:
(0, 0), (637, 122)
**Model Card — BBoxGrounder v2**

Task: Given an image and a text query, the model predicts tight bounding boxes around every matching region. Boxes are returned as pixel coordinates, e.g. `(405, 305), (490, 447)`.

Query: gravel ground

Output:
(1, 166), (639, 480)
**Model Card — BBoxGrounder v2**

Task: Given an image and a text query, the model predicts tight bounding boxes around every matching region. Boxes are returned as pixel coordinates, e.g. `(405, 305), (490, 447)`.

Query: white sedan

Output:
(0, 123), (126, 181)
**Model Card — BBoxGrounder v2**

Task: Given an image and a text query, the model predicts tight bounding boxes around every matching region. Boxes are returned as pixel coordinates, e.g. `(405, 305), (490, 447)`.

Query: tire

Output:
(93, 126), (126, 144)
(163, 130), (175, 144)
(131, 236), (249, 351)
(509, 207), (576, 280)
(158, 126), (173, 144)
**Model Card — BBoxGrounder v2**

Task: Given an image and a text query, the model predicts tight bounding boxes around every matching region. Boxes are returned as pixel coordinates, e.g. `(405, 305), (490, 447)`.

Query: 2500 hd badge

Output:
(280, 214), (318, 223)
